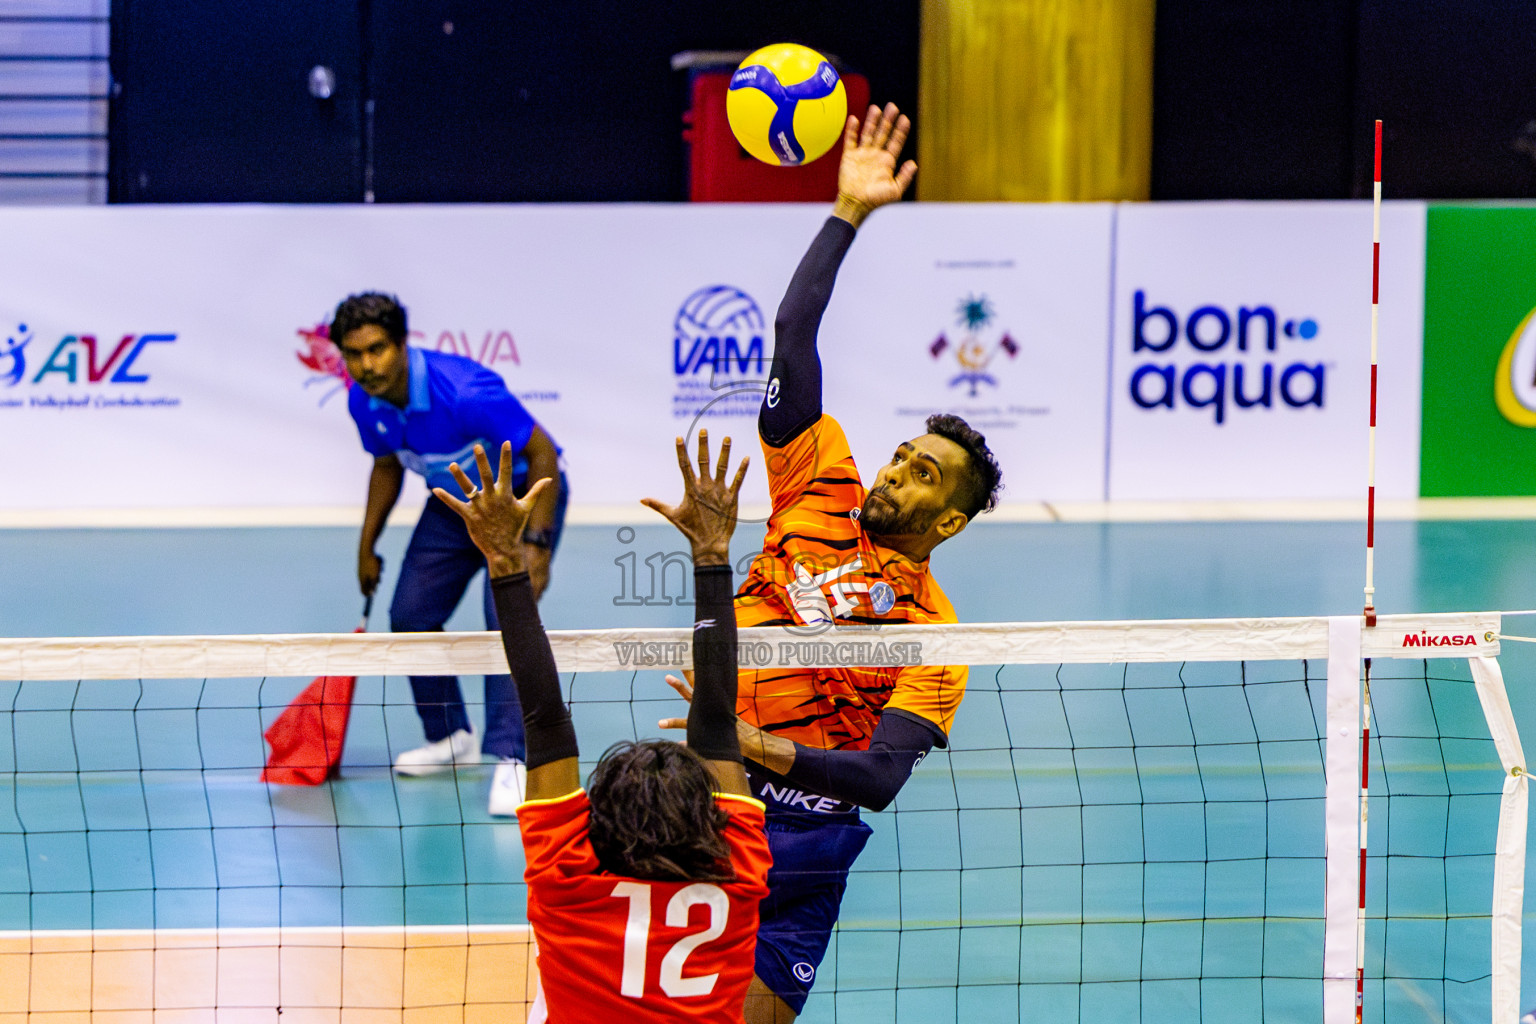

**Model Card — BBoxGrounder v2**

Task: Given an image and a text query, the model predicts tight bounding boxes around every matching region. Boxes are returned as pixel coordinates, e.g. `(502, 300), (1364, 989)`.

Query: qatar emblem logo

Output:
(295, 322), (352, 406)
(929, 293), (1018, 397)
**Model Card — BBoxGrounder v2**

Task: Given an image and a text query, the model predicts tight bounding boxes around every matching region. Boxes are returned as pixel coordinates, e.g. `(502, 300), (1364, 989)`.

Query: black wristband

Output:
(688, 564), (742, 764)
(490, 572), (579, 770)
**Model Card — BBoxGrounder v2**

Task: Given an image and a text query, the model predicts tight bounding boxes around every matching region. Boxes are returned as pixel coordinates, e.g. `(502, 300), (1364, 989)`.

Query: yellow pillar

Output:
(919, 0), (1155, 201)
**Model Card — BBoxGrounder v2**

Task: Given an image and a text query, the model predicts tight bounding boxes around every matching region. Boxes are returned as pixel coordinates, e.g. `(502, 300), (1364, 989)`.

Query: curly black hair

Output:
(330, 292), (408, 347)
(586, 739), (734, 882)
(925, 413), (1003, 518)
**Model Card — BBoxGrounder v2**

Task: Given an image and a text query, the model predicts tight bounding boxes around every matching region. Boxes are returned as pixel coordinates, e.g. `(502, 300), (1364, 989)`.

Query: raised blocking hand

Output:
(433, 441), (551, 579)
(834, 102), (918, 226)
(640, 429), (748, 567)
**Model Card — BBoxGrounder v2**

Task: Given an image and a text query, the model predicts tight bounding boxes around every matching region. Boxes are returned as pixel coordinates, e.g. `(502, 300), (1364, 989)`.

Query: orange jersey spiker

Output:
(736, 415), (967, 750)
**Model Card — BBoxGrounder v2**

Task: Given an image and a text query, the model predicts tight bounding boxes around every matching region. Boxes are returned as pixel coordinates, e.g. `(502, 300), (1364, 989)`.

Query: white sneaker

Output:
(487, 758), (528, 817)
(393, 729), (479, 777)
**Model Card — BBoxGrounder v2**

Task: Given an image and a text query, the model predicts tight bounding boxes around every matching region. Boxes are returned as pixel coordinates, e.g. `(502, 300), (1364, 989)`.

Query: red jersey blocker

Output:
(737, 413), (967, 746)
(437, 432), (769, 1022)
(519, 790), (771, 1023)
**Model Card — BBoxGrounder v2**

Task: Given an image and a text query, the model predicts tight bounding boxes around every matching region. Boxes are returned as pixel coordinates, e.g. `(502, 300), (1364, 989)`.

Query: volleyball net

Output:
(0, 611), (1523, 1023)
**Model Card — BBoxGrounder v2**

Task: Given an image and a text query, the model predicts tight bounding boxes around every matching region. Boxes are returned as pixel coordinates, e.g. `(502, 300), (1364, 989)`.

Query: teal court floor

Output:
(2, 517), (1535, 1022)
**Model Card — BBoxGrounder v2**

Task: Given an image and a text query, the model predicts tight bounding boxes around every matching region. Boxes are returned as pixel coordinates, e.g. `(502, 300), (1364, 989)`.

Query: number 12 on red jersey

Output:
(610, 880), (729, 999)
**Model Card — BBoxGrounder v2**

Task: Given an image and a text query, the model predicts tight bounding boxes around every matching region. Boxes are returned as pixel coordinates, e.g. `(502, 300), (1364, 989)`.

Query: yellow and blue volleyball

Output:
(726, 43), (847, 167)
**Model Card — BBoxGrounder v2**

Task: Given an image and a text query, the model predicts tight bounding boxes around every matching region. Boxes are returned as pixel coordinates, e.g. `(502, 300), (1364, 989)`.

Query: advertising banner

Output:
(1421, 204), (1536, 496)
(0, 204), (1111, 518)
(818, 203), (1113, 506)
(1107, 202), (1427, 500)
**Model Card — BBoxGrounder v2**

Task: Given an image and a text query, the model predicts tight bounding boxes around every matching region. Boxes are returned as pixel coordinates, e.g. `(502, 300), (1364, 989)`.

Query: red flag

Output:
(261, 626), (361, 785)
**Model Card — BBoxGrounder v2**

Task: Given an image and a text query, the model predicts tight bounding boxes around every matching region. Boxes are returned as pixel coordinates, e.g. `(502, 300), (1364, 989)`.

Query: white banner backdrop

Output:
(1106, 201), (1427, 500)
(0, 204), (1113, 518)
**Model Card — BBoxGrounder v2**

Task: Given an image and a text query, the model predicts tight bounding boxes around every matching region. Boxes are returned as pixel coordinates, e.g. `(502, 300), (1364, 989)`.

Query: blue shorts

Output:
(754, 811), (873, 1014)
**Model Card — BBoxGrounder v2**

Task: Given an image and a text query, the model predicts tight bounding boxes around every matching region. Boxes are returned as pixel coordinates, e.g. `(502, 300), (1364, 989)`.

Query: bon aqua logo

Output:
(929, 293), (1018, 397)
(0, 322), (178, 409)
(1127, 290), (1325, 424)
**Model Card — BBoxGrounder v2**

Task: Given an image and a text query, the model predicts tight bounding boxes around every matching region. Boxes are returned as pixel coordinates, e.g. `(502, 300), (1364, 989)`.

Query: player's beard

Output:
(860, 488), (938, 538)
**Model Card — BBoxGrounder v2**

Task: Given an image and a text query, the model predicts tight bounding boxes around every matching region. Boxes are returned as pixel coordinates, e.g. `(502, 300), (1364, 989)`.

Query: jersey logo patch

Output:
(868, 581), (896, 615)
(793, 962), (816, 984)
(766, 377), (780, 408)
(787, 556), (868, 628)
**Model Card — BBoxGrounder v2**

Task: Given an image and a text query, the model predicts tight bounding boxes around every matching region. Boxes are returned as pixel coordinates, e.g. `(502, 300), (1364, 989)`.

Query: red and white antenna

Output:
(1356, 117), (1383, 1024)
(1364, 118), (1382, 629)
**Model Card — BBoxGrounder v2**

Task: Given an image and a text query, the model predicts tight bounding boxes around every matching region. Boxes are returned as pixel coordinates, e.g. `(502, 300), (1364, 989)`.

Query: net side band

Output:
(0, 611), (1500, 681)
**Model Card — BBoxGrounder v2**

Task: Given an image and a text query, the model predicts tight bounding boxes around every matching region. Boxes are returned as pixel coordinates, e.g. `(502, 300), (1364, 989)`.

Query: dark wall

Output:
(110, 0), (1536, 203)
(1151, 0), (1536, 200)
(1150, 0), (1358, 200)
(110, 0), (919, 203)
(367, 0), (918, 202)
(1353, 0), (1536, 199)
(109, 0), (363, 202)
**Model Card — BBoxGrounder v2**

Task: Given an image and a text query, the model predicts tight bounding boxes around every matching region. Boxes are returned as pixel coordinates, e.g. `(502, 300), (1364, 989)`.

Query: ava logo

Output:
(429, 328), (519, 367)
(296, 322), (352, 405)
(1401, 631), (1477, 648)
(672, 285), (767, 419)
(1, 323), (30, 386)
(1494, 305), (1536, 426)
(929, 293), (1018, 397)
(1128, 290), (1325, 424)
(296, 322), (521, 407)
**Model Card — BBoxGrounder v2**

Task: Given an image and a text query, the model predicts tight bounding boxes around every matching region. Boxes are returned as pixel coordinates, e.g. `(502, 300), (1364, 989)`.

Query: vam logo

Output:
(929, 293), (1018, 397)
(674, 285), (766, 383)
(1494, 304), (1536, 426)
(1128, 290), (1325, 424)
(671, 285), (766, 419)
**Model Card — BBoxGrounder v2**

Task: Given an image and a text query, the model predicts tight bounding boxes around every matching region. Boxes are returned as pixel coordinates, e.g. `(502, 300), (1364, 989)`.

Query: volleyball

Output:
(726, 43), (848, 166)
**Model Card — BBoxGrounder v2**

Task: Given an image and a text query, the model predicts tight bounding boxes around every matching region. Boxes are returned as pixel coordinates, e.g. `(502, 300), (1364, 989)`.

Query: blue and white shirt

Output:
(347, 347), (547, 495)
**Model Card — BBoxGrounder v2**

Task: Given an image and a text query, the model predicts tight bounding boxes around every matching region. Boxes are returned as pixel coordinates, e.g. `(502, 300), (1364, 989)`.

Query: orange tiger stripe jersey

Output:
(736, 415), (967, 750)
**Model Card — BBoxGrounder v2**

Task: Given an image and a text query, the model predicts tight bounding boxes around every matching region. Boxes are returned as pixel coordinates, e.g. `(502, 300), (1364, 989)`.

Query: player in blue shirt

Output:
(331, 292), (567, 816)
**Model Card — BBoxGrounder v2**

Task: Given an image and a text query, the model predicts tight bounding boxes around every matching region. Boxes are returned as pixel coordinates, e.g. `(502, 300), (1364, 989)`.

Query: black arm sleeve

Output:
(687, 564), (741, 764)
(778, 710), (942, 812)
(759, 217), (857, 447)
(489, 572), (579, 770)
